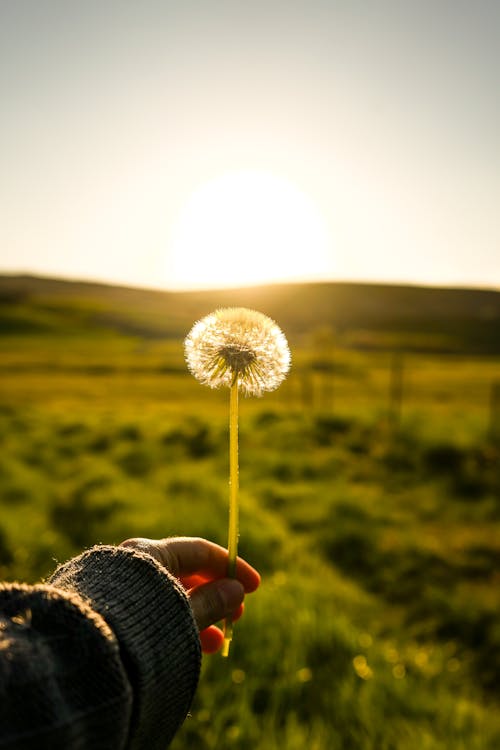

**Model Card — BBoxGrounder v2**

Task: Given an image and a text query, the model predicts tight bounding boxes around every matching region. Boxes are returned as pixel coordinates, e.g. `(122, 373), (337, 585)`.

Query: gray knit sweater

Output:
(0, 545), (202, 749)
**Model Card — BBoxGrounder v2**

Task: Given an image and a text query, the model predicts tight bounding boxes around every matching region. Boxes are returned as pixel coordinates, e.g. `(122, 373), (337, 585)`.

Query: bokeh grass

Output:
(0, 301), (499, 748)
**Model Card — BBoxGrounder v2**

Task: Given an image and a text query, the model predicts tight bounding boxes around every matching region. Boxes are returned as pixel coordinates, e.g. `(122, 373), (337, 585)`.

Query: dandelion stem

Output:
(222, 377), (239, 657)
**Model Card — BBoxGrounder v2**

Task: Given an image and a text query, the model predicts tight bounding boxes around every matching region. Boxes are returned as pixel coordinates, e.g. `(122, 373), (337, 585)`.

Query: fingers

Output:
(188, 578), (244, 631)
(167, 537), (261, 592)
(199, 625), (224, 654)
(121, 536), (260, 593)
(172, 537), (261, 592)
(198, 603), (245, 653)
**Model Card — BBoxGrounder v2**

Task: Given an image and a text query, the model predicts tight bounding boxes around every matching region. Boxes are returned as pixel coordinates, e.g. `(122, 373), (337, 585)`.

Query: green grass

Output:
(0, 281), (499, 748)
(1, 410), (499, 748)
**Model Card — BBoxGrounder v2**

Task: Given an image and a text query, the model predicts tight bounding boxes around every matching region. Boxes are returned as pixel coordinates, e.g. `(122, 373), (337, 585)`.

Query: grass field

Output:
(0, 277), (499, 748)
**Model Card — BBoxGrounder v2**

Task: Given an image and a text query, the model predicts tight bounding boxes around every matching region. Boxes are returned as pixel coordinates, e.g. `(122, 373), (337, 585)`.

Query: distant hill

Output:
(0, 274), (499, 354)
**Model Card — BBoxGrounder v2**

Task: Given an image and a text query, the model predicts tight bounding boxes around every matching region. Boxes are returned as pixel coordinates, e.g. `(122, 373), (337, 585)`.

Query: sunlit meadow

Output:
(0, 277), (499, 749)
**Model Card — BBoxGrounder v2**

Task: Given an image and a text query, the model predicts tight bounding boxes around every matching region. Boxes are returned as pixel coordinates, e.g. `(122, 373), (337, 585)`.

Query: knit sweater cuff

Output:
(49, 545), (201, 750)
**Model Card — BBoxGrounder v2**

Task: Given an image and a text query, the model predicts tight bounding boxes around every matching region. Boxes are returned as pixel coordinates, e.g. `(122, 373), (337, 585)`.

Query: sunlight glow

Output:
(166, 170), (332, 290)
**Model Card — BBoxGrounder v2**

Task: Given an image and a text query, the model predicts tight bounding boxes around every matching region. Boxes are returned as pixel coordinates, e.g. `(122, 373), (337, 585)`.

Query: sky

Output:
(1, 0), (499, 291)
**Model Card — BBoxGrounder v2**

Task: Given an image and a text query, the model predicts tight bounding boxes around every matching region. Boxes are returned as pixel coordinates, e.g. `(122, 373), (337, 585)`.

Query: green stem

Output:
(222, 378), (239, 657)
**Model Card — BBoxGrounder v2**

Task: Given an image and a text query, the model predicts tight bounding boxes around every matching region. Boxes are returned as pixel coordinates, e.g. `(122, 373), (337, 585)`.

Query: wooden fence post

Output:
(388, 353), (404, 428)
(488, 380), (500, 443)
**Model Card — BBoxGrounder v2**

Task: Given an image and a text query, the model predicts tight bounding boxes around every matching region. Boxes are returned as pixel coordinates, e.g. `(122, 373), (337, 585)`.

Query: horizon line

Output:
(0, 269), (499, 295)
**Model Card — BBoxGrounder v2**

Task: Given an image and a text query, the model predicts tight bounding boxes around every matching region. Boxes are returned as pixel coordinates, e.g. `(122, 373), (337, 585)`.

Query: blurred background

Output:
(1, 2), (499, 748)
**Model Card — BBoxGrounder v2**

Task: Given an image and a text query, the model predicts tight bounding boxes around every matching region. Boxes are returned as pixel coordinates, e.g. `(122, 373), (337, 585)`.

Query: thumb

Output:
(188, 579), (245, 631)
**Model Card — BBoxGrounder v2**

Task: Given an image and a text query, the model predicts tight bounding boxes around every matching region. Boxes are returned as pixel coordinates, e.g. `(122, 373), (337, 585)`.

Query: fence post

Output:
(488, 380), (500, 443)
(388, 353), (404, 428)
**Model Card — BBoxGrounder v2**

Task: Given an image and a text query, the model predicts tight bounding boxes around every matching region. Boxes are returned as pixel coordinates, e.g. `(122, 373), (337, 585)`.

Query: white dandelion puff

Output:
(184, 307), (291, 396)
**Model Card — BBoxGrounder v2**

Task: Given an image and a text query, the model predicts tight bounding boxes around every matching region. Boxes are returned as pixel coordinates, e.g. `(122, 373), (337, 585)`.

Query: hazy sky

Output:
(1, 1), (499, 290)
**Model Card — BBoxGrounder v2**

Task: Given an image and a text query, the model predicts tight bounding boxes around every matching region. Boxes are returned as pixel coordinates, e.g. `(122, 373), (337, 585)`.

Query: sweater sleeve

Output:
(0, 581), (132, 750)
(0, 545), (201, 750)
(49, 545), (202, 750)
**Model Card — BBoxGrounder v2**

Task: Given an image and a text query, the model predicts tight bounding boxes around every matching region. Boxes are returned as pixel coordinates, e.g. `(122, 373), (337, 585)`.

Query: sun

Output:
(166, 170), (331, 289)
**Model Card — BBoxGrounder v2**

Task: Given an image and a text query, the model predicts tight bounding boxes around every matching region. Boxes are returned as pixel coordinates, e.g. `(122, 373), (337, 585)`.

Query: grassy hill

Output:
(1, 273), (499, 353)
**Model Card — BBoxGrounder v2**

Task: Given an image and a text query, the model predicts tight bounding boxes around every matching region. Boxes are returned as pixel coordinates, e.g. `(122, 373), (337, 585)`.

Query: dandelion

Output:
(185, 308), (290, 656)
(185, 307), (290, 396)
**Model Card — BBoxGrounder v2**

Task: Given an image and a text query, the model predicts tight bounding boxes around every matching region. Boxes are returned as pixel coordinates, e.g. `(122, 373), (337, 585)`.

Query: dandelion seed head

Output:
(185, 307), (291, 396)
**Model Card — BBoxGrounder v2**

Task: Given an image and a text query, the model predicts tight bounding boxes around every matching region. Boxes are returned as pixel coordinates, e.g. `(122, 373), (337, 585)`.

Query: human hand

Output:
(120, 536), (261, 653)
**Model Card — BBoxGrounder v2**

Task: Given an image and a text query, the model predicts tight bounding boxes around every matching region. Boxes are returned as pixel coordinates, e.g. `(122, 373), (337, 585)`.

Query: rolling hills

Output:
(1, 273), (499, 353)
